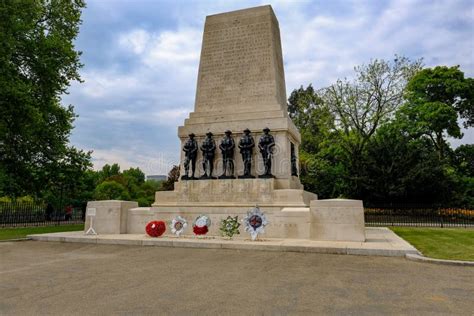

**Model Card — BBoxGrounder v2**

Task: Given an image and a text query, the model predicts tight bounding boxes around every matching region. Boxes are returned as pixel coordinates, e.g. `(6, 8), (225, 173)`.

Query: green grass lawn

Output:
(391, 227), (474, 261)
(0, 224), (84, 241)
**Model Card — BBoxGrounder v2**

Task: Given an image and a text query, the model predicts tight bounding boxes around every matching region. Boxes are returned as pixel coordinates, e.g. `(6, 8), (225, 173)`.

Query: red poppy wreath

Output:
(145, 220), (166, 237)
(193, 214), (211, 235)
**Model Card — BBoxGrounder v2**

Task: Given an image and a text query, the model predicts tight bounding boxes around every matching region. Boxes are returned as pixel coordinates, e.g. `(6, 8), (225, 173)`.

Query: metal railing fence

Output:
(364, 204), (474, 227)
(2, 202), (473, 228)
(0, 201), (85, 228)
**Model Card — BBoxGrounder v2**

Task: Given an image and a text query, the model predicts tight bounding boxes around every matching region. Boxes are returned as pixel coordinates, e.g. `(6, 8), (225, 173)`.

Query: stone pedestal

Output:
(84, 200), (138, 234)
(125, 178), (318, 239)
(310, 199), (366, 242)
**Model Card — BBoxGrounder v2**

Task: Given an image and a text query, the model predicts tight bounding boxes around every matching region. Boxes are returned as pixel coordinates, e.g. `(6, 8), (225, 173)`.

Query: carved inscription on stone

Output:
(195, 10), (286, 112)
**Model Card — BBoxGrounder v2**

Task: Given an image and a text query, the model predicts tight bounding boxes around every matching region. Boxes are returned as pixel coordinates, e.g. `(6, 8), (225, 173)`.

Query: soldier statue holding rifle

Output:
(258, 127), (275, 178)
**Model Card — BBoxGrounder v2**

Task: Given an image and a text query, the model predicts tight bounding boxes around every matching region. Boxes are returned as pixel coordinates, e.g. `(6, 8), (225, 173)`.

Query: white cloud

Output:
(66, 0), (473, 173)
(118, 27), (201, 67)
(277, 0), (473, 93)
(81, 70), (141, 99)
(102, 107), (188, 127)
(103, 109), (132, 120)
(118, 29), (150, 54)
(151, 108), (189, 126)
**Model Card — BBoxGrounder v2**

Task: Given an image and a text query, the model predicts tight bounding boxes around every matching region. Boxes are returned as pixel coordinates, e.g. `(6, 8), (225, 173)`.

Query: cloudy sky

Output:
(63, 0), (474, 175)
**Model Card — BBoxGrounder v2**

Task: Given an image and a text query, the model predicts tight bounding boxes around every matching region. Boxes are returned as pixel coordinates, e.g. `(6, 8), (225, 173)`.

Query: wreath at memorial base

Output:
(220, 216), (240, 238)
(146, 220), (166, 237)
(170, 216), (187, 237)
(243, 206), (268, 241)
(193, 214), (211, 235)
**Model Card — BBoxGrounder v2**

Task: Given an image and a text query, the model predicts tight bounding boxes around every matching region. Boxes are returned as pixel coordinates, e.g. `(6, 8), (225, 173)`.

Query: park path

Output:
(1, 241), (473, 315)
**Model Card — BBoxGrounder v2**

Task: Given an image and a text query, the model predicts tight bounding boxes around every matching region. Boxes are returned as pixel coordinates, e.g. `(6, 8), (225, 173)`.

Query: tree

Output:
(310, 56), (421, 198)
(399, 66), (473, 159)
(98, 163), (121, 182)
(449, 145), (474, 207)
(453, 145), (474, 177)
(123, 167), (145, 186)
(321, 56), (422, 153)
(287, 84), (334, 153)
(43, 146), (92, 209)
(287, 85), (347, 198)
(0, 0), (88, 197)
(314, 56), (423, 196)
(94, 181), (130, 201)
(161, 165), (180, 191)
(362, 124), (451, 204)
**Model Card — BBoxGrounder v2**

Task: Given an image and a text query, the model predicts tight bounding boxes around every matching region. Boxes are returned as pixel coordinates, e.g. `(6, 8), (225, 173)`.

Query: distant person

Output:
(65, 205), (73, 221)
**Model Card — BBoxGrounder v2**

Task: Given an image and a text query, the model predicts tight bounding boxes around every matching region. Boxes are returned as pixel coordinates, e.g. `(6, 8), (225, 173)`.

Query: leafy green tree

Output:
(287, 84), (334, 153)
(449, 145), (474, 207)
(453, 144), (474, 177)
(362, 124), (451, 204)
(42, 146), (92, 209)
(316, 57), (423, 196)
(287, 85), (347, 198)
(123, 167), (145, 183)
(135, 197), (150, 207)
(299, 145), (350, 199)
(71, 169), (99, 206)
(400, 66), (473, 159)
(123, 167), (145, 189)
(94, 181), (130, 201)
(90, 165), (160, 206)
(288, 61), (473, 207)
(139, 180), (161, 205)
(98, 164), (121, 182)
(322, 56), (423, 153)
(0, 0), (89, 197)
(397, 102), (460, 159)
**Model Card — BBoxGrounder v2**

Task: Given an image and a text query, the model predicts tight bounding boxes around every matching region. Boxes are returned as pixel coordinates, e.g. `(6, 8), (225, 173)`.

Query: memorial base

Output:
(85, 180), (365, 242)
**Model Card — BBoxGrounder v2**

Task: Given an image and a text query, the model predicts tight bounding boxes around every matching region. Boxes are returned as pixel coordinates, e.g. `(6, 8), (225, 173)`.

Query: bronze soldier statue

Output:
(219, 130), (235, 179)
(200, 132), (216, 179)
(238, 128), (255, 178)
(258, 127), (275, 178)
(182, 133), (198, 180)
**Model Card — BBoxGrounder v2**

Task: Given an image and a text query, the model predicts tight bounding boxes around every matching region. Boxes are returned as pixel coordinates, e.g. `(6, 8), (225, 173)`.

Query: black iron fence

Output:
(0, 201), (85, 228)
(1, 201), (473, 228)
(364, 204), (474, 227)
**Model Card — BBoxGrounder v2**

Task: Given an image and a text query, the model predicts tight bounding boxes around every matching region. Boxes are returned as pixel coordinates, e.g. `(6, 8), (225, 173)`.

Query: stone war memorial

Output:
(85, 5), (366, 242)
(29, 5), (421, 256)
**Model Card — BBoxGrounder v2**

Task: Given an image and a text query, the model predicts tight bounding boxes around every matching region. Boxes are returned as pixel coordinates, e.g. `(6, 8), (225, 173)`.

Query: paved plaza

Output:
(1, 241), (473, 315)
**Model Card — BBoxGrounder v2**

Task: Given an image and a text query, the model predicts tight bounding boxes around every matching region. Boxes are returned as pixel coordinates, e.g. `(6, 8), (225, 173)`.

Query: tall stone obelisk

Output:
(178, 5), (301, 188)
(194, 5), (287, 114)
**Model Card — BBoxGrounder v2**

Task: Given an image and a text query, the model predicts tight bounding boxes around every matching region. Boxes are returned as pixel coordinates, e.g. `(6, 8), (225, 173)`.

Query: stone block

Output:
(310, 199), (365, 242)
(85, 200), (138, 234)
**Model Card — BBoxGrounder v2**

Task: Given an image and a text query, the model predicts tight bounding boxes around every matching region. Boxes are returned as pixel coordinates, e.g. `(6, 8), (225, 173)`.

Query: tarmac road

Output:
(1, 241), (473, 315)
